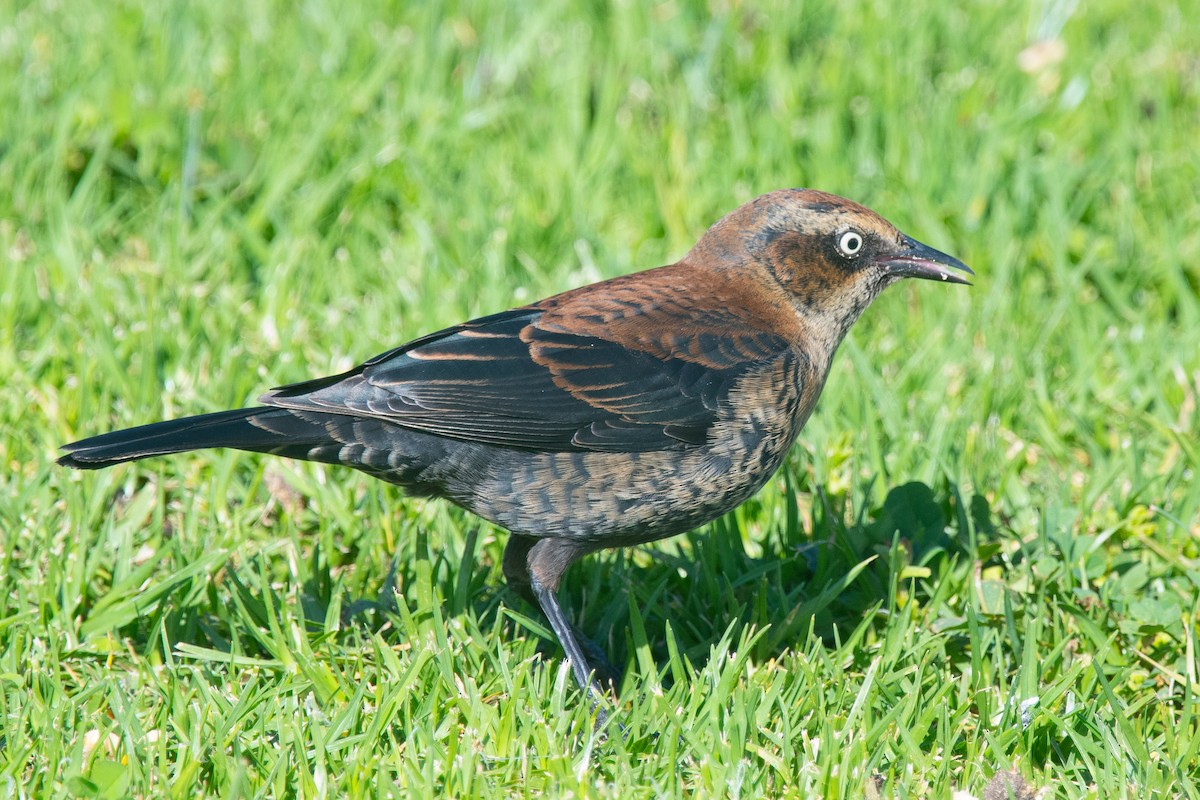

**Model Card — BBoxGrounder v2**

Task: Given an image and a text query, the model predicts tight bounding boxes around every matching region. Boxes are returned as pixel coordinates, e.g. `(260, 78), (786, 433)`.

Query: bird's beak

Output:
(876, 235), (974, 285)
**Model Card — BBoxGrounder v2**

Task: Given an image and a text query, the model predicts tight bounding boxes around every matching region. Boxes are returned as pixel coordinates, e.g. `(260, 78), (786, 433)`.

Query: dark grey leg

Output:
(504, 535), (615, 721)
(530, 573), (605, 701)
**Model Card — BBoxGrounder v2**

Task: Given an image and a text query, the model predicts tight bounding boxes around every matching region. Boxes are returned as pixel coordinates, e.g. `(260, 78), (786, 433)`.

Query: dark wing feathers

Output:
(262, 304), (788, 453)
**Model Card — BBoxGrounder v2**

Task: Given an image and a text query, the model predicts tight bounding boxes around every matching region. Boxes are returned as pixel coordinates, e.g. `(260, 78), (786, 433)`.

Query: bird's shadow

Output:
(328, 473), (1003, 696)
(553, 473), (1002, 690)
(112, 472), (1001, 703)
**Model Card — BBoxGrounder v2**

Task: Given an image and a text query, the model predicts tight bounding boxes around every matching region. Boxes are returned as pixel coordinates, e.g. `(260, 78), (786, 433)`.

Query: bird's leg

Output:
(572, 622), (623, 691)
(530, 575), (604, 700)
(504, 535), (614, 713)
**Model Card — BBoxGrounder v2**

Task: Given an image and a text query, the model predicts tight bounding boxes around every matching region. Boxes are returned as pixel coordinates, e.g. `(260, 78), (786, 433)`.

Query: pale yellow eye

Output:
(837, 230), (864, 257)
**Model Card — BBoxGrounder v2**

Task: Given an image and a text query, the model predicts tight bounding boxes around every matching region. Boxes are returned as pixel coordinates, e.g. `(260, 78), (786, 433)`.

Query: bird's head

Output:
(691, 188), (973, 348)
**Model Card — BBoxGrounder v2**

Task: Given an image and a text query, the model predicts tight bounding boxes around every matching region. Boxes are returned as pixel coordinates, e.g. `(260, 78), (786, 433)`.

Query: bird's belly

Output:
(464, 401), (806, 547)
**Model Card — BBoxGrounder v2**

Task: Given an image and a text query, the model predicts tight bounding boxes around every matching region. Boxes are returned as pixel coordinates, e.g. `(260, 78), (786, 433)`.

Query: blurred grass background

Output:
(2, 0), (1198, 796)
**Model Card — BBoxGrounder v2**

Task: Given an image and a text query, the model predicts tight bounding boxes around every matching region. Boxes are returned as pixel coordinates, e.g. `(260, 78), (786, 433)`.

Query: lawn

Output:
(2, 0), (1198, 796)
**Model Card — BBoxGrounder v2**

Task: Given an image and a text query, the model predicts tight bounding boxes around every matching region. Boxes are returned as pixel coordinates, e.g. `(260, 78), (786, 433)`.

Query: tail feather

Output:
(58, 407), (321, 469)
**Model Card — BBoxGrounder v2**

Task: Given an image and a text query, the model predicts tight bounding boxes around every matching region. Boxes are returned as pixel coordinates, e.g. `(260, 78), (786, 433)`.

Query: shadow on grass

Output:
(86, 473), (1002, 699)
(556, 474), (1003, 689)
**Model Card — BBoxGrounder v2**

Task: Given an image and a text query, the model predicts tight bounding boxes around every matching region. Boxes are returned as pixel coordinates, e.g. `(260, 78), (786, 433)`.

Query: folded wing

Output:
(263, 303), (789, 453)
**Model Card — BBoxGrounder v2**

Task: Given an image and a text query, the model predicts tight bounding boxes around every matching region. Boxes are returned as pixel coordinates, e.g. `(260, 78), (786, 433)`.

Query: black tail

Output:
(58, 407), (322, 469)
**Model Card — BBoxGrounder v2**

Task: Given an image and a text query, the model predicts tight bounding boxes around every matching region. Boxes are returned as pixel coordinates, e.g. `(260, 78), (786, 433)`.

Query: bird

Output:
(59, 188), (971, 712)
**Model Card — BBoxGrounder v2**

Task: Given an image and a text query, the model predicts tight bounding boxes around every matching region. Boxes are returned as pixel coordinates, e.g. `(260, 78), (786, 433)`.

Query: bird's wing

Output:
(261, 302), (790, 453)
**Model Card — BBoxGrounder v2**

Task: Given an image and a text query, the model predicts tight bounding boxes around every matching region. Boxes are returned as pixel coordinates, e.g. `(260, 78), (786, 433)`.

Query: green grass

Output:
(3, 0), (1198, 796)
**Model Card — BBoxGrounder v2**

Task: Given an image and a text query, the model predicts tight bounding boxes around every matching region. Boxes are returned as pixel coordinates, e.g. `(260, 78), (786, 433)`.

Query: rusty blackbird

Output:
(59, 189), (971, 709)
